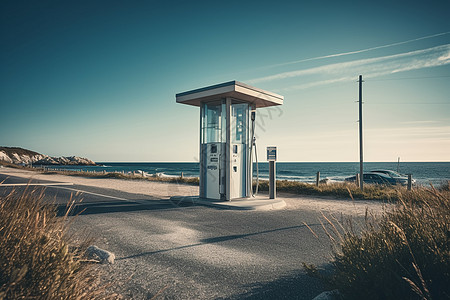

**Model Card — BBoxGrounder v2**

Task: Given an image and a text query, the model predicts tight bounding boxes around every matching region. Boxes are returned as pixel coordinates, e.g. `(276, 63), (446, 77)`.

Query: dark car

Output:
(345, 172), (398, 186)
(370, 169), (415, 186)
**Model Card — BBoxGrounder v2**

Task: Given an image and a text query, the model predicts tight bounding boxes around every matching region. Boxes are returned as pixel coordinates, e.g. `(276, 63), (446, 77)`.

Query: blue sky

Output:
(1, 0), (449, 162)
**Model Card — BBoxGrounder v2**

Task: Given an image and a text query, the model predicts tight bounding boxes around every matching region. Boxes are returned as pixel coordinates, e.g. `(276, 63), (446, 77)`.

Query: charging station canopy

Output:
(176, 81), (283, 108)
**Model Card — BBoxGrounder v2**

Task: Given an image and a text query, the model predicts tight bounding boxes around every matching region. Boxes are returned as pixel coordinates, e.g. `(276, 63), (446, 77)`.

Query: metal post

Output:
(316, 171), (320, 186)
(358, 75), (364, 191)
(269, 160), (276, 199)
(225, 98), (232, 201)
(407, 174), (412, 190)
(199, 104), (205, 198)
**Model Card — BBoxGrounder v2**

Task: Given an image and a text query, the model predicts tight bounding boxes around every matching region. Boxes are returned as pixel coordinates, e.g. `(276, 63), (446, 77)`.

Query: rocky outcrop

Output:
(0, 147), (96, 166)
(0, 147), (45, 165)
(32, 156), (96, 165)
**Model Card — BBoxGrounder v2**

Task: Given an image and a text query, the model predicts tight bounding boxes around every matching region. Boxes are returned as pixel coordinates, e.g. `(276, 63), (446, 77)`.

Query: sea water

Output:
(41, 162), (450, 186)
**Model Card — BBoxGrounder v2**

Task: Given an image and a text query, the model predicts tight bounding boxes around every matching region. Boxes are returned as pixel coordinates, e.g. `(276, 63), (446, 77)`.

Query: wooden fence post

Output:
(407, 174), (412, 191)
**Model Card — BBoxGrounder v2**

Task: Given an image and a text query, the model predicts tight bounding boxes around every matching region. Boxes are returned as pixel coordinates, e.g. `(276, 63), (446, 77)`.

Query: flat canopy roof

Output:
(176, 81), (283, 108)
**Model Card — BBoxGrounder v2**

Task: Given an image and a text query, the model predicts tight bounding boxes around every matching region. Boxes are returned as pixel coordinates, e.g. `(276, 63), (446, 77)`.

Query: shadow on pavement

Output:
(0, 182), (196, 216)
(56, 198), (196, 216)
(228, 269), (326, 300)
(118, 223), (323, 260)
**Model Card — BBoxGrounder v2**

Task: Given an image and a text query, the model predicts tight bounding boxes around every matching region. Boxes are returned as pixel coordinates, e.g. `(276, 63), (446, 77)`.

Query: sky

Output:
(1, 0), (449, 162)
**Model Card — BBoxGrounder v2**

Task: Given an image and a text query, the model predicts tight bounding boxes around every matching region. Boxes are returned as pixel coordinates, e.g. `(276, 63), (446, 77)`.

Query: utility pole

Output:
(358, 75), (364, 190)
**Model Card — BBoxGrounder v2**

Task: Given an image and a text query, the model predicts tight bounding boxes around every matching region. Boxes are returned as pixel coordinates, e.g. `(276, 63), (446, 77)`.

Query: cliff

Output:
(0, 147), (96, 166)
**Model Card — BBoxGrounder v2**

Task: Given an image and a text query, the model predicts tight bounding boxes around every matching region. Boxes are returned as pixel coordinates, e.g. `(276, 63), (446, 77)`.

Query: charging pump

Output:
(176, 81), (283, 201)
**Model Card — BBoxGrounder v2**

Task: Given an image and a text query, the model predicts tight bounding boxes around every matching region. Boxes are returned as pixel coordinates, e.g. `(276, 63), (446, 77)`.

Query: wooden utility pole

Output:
(358, 75), (364, 190)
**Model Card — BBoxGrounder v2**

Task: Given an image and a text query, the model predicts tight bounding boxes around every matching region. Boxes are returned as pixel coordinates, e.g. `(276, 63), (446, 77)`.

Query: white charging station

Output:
(176, 81), (283, 201)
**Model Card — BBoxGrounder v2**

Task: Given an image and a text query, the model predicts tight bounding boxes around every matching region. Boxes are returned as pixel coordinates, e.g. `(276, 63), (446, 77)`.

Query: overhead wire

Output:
(366, 75), (450, 81)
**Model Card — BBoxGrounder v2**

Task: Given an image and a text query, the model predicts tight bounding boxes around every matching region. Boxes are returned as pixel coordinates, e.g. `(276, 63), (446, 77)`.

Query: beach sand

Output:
(0, 167), (387, 215)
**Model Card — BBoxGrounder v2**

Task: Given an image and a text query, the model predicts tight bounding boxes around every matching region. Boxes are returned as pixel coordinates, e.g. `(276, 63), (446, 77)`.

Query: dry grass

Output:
(0, 185), (110, 299)
(40, 169), (200, 186)
(304, 186), (450, 299)
(259, 179), (450, 202)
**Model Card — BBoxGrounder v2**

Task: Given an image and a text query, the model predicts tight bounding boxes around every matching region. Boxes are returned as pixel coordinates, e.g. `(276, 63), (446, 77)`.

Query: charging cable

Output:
(250, 110), (259, 197)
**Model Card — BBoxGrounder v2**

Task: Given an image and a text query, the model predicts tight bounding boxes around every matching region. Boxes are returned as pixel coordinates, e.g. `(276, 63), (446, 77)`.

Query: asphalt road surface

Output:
(0, 174), (341, 299)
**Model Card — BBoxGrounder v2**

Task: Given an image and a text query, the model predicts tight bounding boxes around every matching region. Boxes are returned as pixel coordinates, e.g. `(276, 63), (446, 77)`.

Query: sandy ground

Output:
(0, 167), (388, 216)
(0, 167), (198, 198)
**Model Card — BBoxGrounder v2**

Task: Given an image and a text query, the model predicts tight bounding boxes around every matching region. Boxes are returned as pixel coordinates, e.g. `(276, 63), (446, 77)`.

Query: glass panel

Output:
(200, 104), (205, 144)
(221, 102), (226, 143)
(202, 102), (223, 143)
(231, 103), (249, 144)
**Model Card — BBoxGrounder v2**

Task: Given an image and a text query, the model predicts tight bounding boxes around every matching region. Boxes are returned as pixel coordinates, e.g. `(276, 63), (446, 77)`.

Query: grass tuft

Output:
(0, 185), (109, 299)
(304, 186), (450, 299)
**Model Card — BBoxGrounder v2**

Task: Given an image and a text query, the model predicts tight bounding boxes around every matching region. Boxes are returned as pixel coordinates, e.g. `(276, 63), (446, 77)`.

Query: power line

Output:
(366, 103), (450, 105)
(368, 75), (450, 82)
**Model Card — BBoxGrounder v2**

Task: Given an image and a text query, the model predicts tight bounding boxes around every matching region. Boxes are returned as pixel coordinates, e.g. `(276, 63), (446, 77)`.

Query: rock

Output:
(0, 147), (46, 164)
(33, 155), (96, 166)
(0, 146), (96, 166)
(86, 245), (115, 264)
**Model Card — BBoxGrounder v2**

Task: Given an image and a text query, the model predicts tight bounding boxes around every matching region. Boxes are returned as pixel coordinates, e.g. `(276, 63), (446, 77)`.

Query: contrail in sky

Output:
(249, 44), (450, 89)
(266, 31), (450, 68)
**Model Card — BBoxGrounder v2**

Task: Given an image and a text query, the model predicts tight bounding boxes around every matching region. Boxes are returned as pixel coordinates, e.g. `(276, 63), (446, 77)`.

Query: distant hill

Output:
(0, 146), (96, 166)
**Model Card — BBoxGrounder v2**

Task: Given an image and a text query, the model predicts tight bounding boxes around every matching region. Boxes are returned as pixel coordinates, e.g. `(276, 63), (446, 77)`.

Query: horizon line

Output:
(94, 160), (450, 163)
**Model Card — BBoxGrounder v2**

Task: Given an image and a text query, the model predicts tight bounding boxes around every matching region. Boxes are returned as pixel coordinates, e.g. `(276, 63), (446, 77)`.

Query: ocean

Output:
(42, 162), (450, 186)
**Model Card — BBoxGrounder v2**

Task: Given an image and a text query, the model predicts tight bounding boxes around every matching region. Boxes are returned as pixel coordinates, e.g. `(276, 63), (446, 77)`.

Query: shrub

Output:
(304, 187), (450, 299)
(0, 186), (106, 299)
(258, 179), (403, 201)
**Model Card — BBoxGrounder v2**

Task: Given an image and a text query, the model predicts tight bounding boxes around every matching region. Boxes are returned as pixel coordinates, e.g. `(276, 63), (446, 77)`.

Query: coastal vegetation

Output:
(0, 186), (107, 299)
(259, 179), (403, 201)
(303, 186), (450, 299)
(259, 179), (450, 202)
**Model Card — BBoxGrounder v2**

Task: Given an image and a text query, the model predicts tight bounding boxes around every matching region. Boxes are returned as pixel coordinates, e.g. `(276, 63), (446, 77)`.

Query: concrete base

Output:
(170, 195), (286, 211)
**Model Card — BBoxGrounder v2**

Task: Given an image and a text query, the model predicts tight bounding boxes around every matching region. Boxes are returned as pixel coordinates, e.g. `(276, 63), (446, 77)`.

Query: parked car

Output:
(345, 172), (399, 186)
(370, 169), (415, 186)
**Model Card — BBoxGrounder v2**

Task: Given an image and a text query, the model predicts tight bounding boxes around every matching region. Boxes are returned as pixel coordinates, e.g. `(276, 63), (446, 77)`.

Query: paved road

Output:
(0, 174), (338, 299)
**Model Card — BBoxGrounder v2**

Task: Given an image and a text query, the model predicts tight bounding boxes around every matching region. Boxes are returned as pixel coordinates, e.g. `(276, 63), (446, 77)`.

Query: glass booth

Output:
(200, 100), (250, 200)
